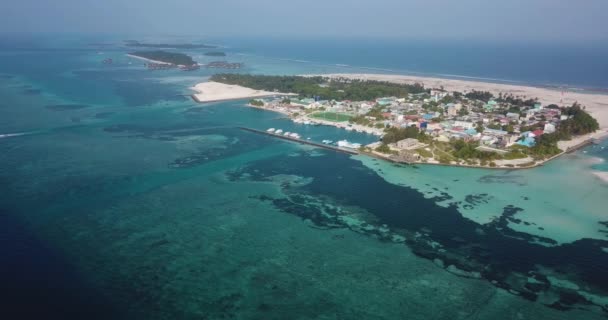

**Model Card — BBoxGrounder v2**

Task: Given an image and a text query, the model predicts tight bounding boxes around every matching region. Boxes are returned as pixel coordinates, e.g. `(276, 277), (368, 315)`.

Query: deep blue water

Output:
(1, 35), (607, 319)
(0, 212), (120, 319)
(221, 37), (608, 89)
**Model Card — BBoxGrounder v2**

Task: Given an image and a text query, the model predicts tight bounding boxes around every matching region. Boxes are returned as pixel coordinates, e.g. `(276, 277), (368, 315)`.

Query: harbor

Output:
(238, 127), (360, 155)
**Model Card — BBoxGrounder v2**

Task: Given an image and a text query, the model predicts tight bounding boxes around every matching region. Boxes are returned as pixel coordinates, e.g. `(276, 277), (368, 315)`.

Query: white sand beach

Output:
(592, 171), (608, 184)
(191, 81), (293, 103)
(308, 73), (608, 130)
(126, 54), (173, 65)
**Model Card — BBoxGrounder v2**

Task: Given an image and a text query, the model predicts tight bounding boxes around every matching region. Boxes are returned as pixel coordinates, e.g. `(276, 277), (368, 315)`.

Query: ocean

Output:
(1, 34), (607, 319)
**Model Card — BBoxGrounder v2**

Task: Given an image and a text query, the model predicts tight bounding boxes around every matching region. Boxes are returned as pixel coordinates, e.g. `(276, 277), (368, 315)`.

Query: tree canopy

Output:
(130, 51), (196, 66)
(210, 74), (428, 101)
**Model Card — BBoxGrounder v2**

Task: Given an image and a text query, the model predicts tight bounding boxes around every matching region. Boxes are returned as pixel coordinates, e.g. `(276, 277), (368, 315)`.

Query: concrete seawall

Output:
(238, 127), (359, 155)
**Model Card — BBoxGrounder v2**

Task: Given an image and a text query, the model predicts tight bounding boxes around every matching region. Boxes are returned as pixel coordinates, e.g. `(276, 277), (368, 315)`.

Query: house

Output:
(454, 120), (475, 129)
(377, 98), (394, 106)
(483, 128), (509, 136)
(484, 100), (498, 111)
(396, 138), (420, 150)
(517, 137), (536, 147)
(480, 135), (497, 146)
(446, 105), (457, 117)
(430, 89), (448, 102)
(422, 113), (436, 120)
(544, 123), (556, 134)
(465, 128), (478, 136)
(506, 112), (520, 121)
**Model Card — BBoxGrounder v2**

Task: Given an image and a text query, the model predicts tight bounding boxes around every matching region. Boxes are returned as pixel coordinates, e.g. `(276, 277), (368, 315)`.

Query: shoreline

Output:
(191, 81), (295, 104)
(305, 73), (608, 130)
(193, 76), (608, 170)
(126, 54), (174, 65)
(592, 171), (608, 184)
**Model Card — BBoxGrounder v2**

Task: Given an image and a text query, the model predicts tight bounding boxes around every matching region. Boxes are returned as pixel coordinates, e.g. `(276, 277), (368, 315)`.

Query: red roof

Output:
(533, 129), (544, 136)
(382, 112), (392, 119)
(405, 115), (419, 120)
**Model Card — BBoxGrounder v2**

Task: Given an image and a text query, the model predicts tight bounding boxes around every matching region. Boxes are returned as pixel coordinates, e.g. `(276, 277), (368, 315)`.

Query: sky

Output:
(1, 0), (607, 43)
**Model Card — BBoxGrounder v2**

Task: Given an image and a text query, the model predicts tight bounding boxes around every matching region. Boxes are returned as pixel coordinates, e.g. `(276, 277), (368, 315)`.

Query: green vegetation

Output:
(311, 112), (352, 122)
(204, 51), (226, 57)
(130, 51), (196, 66)
(496, 93), (538, 107)
(209, 74), (428, 101)
(465, 90), (493, 102)
(382, 126), (427, 144)
(415, 148), (433, 158)
(503, 150), (528, 160)
(249, 99), (264, 106)
(558, 103), (599, 137)
(375, 144), (392, 153)
(526, 103), (598, 159)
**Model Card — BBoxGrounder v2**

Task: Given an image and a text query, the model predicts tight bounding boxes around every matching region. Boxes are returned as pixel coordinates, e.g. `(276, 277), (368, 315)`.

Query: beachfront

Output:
(311, 73), (608, 130)
(191, 81), (295, 103)
(192, 75), (608, 171)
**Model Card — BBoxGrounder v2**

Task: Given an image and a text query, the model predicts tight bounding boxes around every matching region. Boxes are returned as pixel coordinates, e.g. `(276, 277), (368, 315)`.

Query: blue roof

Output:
(484, 128), (508, 135)
(517, 137), (536, 147)
(423, 114), (435, 120)
(465, 128), (478, 135)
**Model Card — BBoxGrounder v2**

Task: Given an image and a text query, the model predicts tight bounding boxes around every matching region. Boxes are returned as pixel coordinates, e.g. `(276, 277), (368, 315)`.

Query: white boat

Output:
(275, 129), (283, 134)
(284, 132), (291, 136)
(289, 133), (300, 138)
(307, 137), (311, 140)
(345, 127), (353, 131)
(322, 140), (333, 144)
(267, 128), (276, 133)
(0, 132), (27, 139)
(337, 140), (362, 149)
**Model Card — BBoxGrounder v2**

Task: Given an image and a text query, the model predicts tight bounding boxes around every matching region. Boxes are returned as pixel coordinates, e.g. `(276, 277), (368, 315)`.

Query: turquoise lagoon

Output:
(1, 36), (608, 319)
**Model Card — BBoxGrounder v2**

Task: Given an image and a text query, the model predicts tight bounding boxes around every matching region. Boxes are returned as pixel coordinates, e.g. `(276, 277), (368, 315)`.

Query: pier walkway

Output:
(238, 127), (359, 155)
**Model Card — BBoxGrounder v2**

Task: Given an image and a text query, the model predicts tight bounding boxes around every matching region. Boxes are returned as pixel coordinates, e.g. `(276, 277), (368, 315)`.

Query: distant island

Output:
(206, 61), (243, 69)
(205, 73), (606, 169)
(124, 40), (217, 49)
(209, 74), (426, 101)
(128, 50), (197, 66)
(204, 51), (226, 57)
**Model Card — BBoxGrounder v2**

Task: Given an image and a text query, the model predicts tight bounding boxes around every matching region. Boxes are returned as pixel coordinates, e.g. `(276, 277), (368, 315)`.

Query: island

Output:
(127, 51), (199, 70)
(191, 81), (295, 103)
(205, 61), (243, 69)
(197, 73), (607, 170)
(203, 51), (227, 57)
(124, 40), (216, 49)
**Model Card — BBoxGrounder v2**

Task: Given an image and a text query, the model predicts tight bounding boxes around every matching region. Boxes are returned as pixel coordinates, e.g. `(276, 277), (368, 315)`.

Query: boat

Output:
(284, 132), (291, 136)
(275, 129), (283, 134)
(267, 128), (276, 133)
(337, 140), (362, 149)
(179, 64), (201, 71)
(289, 133), (300, 139)
(322, 140), (333, 144)
(345, 127), (353, 131)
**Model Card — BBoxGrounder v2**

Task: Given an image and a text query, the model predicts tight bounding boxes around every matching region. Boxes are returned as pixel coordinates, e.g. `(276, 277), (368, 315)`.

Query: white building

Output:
(396, 138), (420, 150)
(544, 123), (556, 134)
(453, 121), (475, 129)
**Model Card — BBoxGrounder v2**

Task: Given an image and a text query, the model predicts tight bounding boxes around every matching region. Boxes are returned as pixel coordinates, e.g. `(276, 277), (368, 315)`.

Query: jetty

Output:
(238, 127), (359, 155)
(566, 138), (596, 154)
